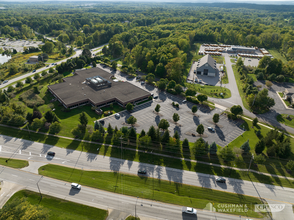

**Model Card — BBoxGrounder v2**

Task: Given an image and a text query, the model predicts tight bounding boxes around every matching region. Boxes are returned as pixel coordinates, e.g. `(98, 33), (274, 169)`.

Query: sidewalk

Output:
(1, 122), (294, 182)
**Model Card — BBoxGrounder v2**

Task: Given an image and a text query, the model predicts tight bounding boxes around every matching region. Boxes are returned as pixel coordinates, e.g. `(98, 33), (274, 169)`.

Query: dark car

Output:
(99, 120), (105, 125)
(46, 65), (49, 67)
(153, 95), (158, 99)
(138, 169), (147, 175)
(47, 151), (55, 156)
(32, 70), (36, 72)
(216, 177), (226, 183)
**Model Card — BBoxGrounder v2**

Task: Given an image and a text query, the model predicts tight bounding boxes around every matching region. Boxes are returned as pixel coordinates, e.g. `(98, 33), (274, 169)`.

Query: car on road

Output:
(208, 127), (215, 132)
(46, 65), (49, 67)
(32, 70), (36, 72)
(153, 95), (158, 99)
(182, 207), (197, 215)
(71, 183), (81, 190)
(138, 169), (147, 175)
(47, 151), (55, 156)
(115, 113), (120, 118)
(216, 177), (226, 183)
(182, 100), (187, 104)
(3, 80), (8, 84)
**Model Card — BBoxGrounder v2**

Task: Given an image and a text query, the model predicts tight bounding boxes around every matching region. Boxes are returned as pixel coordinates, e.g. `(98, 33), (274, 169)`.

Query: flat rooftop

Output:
(48, 68), (150, 107)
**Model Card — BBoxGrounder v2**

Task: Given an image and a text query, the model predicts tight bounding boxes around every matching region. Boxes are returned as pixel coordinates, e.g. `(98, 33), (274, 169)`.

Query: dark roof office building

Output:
(48, 68), (151, 109)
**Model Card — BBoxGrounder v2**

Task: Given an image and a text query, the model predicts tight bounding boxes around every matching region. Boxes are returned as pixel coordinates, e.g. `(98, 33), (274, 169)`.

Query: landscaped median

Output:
(2, 190), (107, 220)
(0, 157), (28, 168)
(39, 164), (266, 218)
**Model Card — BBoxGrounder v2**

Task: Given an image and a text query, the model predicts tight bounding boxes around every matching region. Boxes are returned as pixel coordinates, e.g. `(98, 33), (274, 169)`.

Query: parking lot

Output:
(0, 38), (43, 52)
(101, 89), (244, 147)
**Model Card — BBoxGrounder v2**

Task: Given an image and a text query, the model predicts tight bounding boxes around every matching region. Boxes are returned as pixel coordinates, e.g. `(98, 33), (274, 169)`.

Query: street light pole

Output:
(37, 175), (43, 201)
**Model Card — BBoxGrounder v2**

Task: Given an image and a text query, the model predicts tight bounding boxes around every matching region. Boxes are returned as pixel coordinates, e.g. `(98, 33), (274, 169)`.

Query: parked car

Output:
(182, 207), (197, 215)
(115, 113), (120, 118)
(47, 151), (55, 156)
(141, 81), (145, 85)
(216, 177), (226, 183)
(138, 169), (147, 175)
(151, 93), (154, 97)
(71, 183), (81, 190)
(182, 100), (187, 104)
(208, 127), (215, 132)
(99, 120), (105, 125)
(153, 95), (158, 99)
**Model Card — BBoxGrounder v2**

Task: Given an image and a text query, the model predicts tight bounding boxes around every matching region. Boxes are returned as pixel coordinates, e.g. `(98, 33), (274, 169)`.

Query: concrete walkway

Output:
(21, 161), (48, 174)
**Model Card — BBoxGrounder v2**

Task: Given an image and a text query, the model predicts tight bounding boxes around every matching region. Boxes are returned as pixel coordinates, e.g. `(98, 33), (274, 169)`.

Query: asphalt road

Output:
(0, 44), (107, 90)
(0, 134), (293, 220)
(0, 166), (253, 220)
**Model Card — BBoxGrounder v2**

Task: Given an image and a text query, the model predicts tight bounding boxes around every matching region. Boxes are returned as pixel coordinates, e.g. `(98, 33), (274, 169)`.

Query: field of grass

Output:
(39, 164), (265, 218)
(7, 190), (108, 220)
(185, 83), (231, 98)
(221, 66), (229, 84)
(277, 114), (294, 129)
(211, 55), (224, 64)
(268, 49), (287, 64)
(232, 65), (251, 111)
(0, 158), (28, 168)
(230, 59), (236, 63)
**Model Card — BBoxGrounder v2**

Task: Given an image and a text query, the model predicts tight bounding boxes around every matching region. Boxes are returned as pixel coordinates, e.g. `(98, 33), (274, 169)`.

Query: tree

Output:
(92, 61), (97, 67)
(182, 138), (190, 152)
(94, 121), (100, 131)
(196, 124), (204, 136)
(167, 80), (176, 89)
(140, 129), (146, 138)
(16, 81), (24, 88)
(79, 111), (88, 128)
(210, 142), (217, 155)
(33, 73), (40, 81)
(147, 125), (156, 141)
(253, 117), (258, 126)
(220, 146), (235, 162)
(82, 48), (91, 58)
(41, 70), (48, 76)
(230, 105), (243, 116)
(265, 80), (272, 88)
(31, 118), (44, 130)
(185, 88), (196, 96)
(173, 130), (180, 140)
(173, 113), (180, 123)
(146, 73), (155, 84)
(192, 105), (198, 114)
(126, 103), (134, 112)
(240, 140), (250, 154)
(103, 123), (112, 136)
(7, 85), (14, 93)
(111, 61), (117, 70)
(42, 41), (54, 53)
(25, 77), (32, 84)
(157, 79), (167, 90)
(9, 64), (18, 75)
(286, 160), (294, 172)
(255, 139), (265, 154)
(32, 111), (42, 120)
(193, 137), (208, 156)
(155, 104), (161, 113)
(49, 67), (54, 73)
(252, 88), (275, 110)
(158, 119), (169, 131)
(127, 116), (137, 126)
(174, 84), (183, 94)
(49, 122), (61, 134)
(26, 112), (33, 124)
(254, 154), (266, 164)
(197, 94), (208, 103)
(44, 110), (58, 123)
(213, 113), (219, 124)
(161, 130), (170, 144)
(139, 135), (151, 150)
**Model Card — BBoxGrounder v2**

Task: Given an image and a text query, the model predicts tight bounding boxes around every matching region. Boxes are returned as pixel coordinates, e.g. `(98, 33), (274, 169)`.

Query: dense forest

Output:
(1, 2), (294, 82)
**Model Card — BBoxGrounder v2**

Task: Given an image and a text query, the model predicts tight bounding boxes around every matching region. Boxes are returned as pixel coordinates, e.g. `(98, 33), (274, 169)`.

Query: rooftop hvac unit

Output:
(91, 79), (98, 84)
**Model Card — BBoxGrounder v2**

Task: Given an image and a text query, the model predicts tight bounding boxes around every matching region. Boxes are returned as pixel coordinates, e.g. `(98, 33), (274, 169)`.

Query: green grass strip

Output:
(0, 157), (28, 168)
(7, 190), (108, 220)
(39, 164), (265, 218)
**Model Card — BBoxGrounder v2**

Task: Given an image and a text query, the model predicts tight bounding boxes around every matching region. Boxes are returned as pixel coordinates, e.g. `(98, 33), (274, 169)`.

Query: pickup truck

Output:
(182, 207), (197, 215)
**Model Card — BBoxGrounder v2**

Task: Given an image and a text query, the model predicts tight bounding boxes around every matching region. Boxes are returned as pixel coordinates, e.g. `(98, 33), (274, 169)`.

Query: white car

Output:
(115, 113), (120, 118)
(208, 127), (215, 132)
(182, 207), (197, 215)
(71, 183), (81, 190)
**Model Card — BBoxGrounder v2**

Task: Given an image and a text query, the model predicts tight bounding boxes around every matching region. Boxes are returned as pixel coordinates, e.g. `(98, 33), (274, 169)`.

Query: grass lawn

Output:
(232, 65), (251, 111)
(7, 190), (108, 220)
(126, 217), (140, 220)
(0, 158), (28, 168)
(221, 66), (229, 84)
(268, 49), (287, 64)
(39, 164), (265, 218)
(211, 55), (224, 64)
(185, 83), (231, 98)
(277, 114), (294, 129)
(230, 59), (236, 63)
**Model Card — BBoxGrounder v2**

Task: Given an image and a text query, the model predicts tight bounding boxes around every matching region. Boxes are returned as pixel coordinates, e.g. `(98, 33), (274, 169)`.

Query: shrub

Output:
(19, 89), (45, 107)
(286, 160), (294, 171)
(49, 122), (62, 134)
(254, 154), (266, 164)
